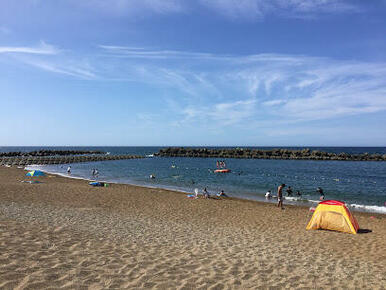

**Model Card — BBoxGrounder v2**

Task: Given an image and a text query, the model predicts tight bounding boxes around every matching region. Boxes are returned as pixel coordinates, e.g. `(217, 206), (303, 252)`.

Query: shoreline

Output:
(3, 165), (385, 219)
(25, 164), (386, 215)
(0, 166), (385, 288)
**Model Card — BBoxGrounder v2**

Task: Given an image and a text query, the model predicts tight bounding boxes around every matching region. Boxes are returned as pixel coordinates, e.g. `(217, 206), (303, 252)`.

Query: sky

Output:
(0, 0), (386, 146)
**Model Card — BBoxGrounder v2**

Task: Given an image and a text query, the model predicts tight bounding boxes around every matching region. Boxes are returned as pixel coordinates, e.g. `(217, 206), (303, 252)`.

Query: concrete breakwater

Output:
(155, 147), (386, 161)
(0, 150), (104, 157)
(0, 154), (143, 166)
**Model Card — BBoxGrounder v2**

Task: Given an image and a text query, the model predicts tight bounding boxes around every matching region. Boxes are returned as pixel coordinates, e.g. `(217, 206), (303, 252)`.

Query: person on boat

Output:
(277, 184), (286, 209)
(265, 190), (272, 199)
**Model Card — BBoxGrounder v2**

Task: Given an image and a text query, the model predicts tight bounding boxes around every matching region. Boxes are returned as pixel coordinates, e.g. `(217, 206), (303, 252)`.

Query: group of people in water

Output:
(66, 166), (100, 179)
(194, 187), (228, 199)
(266, 184), (325, 209)
(91, 168), (99, 177)
(192, 182), (326, 206)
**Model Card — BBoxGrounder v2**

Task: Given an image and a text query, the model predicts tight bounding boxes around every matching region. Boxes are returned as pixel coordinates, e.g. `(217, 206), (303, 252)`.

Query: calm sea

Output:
(2, 146), (385, 214)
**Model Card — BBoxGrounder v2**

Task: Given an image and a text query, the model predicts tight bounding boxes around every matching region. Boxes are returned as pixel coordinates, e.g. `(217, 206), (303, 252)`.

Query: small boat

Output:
(214, 169), (231, 173)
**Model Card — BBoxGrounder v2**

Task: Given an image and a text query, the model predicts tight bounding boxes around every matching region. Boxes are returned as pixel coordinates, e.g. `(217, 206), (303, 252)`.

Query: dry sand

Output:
(0, 166), (385, 289)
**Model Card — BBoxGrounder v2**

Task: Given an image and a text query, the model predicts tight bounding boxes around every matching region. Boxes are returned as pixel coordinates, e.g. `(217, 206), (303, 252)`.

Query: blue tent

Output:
(26, 170), (45, 177)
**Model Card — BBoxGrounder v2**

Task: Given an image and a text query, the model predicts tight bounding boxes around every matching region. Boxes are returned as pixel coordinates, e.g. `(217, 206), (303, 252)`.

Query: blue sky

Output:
(1, 0), (386, 146)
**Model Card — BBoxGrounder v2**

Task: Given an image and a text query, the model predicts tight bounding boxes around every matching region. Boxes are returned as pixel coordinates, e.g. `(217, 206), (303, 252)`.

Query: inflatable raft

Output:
(214, 169), (231, 173)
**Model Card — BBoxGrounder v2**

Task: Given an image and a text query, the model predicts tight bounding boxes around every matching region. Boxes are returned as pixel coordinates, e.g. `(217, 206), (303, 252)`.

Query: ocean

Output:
(2, 146), (385, 214)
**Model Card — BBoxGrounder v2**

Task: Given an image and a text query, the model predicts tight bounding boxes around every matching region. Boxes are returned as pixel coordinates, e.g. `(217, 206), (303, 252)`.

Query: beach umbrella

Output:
(26, 170), (45, 177)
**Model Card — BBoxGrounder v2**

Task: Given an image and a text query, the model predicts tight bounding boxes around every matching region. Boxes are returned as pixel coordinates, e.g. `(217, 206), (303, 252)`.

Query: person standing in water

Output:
(277, 184), (286, 209)
(203, 187), (210, 199)
(67, 166), (71, 174)
(317, 187), (325, 200)
(286, 186), (293, 196)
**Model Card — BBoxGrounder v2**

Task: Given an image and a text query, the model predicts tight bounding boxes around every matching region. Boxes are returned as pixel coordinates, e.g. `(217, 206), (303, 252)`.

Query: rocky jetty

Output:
(155, 147), (386, 161)
(0, 151), (143, 166)
(0, 150), (104, 157)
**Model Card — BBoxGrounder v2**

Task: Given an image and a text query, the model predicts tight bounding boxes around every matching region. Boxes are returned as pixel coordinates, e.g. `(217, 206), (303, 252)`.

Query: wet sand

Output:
(0, 166), (385, 289)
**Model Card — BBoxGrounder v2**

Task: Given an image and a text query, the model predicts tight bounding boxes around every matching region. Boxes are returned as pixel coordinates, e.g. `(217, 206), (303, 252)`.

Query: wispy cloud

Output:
(174, 98), (257, 127)
(0, 41), (59, 55)
(0, 26), (11, 35)
(99, 45), (224, 60)
(73, 0), (185, 16)
(70, 0), (360, 20)
(96, 45), (386, 126)
(21, 58), (97, 79)
(3, 43), (386, 129)
(199, 0), (359, 20)
(0, 42), (96, 79)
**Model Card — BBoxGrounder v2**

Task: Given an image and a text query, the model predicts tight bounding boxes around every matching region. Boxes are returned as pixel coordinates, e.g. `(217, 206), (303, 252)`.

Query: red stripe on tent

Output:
(319, 200), (345, 206)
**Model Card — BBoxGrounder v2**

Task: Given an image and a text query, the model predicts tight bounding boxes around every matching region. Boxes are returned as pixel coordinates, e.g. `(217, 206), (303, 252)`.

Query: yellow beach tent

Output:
(306, 200), (359, 234)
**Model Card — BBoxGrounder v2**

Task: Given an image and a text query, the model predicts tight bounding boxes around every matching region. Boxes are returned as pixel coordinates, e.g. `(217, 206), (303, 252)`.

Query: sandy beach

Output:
(0, 166), (385, 289)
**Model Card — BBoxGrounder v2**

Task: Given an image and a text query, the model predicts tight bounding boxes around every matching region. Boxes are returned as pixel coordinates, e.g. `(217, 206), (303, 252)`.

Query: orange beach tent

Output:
(306, 200), (359, 234)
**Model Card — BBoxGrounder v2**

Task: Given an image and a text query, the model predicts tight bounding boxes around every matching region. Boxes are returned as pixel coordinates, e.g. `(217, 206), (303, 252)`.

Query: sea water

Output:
(2, 146), (385, 214)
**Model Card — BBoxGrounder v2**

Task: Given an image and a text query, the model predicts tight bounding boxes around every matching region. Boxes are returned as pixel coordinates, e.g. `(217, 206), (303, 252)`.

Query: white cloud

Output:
(0, 26), (11, 35)
(99, 45), (223, 60)
(69, 0), (359, 20)
(97, 46), (386, 125)
(3, 43), (386, 128)
(22, 59), (97, 79)
(210, 99), (257, 125)
(171, 98), (257, 128)
(0, 41), (59, 55)
(199, 0), (358, 20)
(0, 42), (98, 79)
(199, 0), (267, 20)
(262, 99), (286, 106)
(73, 0), (185, 16)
